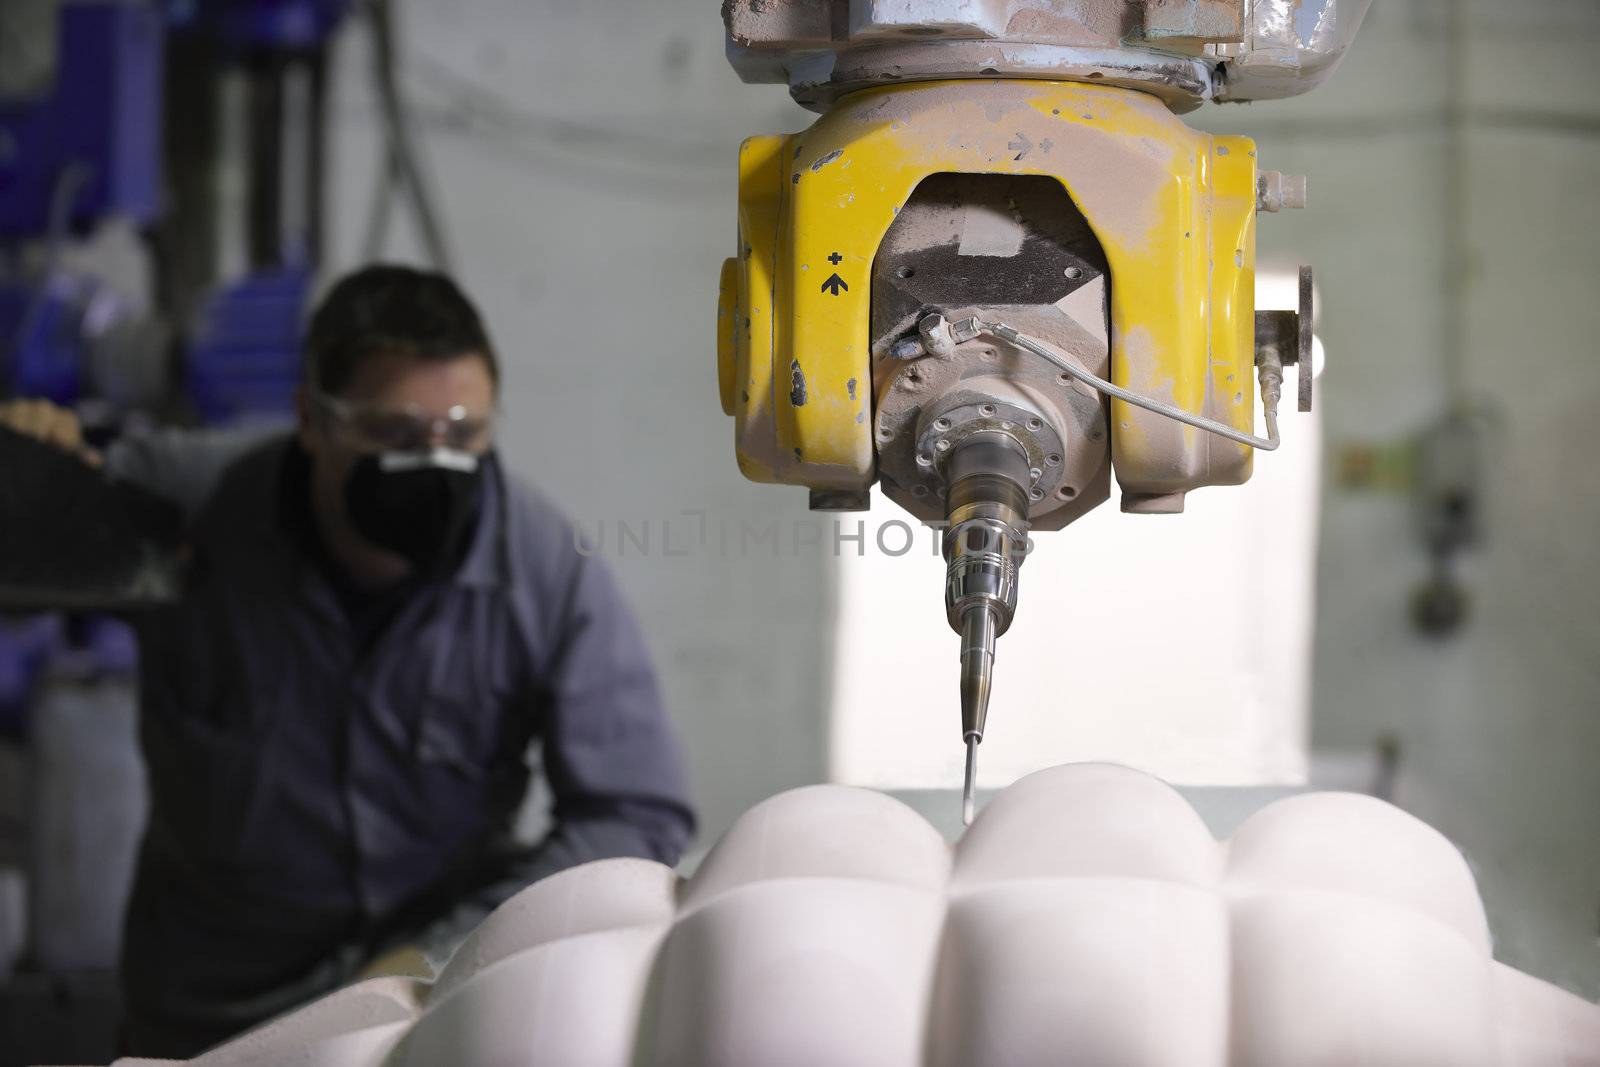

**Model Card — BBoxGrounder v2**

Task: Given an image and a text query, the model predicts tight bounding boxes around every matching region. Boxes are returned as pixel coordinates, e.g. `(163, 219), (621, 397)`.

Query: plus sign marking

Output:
(821, 251), (848, 296)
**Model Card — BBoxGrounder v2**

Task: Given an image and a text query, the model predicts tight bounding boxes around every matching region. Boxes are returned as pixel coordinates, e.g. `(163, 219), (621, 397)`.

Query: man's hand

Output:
(0, 398), (102, 466)
(356, 944), (433, 981)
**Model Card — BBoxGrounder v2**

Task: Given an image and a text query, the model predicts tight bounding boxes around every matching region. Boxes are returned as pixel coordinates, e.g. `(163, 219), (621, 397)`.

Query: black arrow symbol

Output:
(820, 273), (848, 296)
(1008, 131), (1032, 160)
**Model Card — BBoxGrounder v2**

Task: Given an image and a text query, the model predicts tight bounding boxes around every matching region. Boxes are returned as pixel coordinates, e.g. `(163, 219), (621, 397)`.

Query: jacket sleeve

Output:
(105, 425), (281, 521)
(413, 536), (696, 964)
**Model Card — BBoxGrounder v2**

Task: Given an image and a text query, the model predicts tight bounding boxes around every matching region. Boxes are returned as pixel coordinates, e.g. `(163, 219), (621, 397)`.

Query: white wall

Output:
(829, 395), (1320, 792)
(325, 0), (1600, 997)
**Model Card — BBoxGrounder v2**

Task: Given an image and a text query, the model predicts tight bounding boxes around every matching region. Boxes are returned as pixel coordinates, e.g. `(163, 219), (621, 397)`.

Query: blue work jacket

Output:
(108, 434), (694, 1054)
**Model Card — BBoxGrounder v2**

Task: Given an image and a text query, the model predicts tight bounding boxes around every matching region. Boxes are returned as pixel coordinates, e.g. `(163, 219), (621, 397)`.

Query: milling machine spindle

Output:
(941, 431), (1033, 825)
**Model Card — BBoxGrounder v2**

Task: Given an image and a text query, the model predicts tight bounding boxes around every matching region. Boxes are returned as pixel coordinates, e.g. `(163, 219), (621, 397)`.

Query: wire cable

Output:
(975, 318), (1283, 452)
(359, 146), (402, 263)
(364, 0), (454, 272)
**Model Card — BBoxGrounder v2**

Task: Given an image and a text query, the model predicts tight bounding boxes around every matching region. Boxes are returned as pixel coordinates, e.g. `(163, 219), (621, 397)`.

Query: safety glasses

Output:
(312, 391), (494, 453)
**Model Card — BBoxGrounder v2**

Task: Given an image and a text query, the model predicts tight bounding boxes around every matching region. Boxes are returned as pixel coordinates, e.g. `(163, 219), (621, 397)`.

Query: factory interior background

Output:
(0, 0), (1597, 1062)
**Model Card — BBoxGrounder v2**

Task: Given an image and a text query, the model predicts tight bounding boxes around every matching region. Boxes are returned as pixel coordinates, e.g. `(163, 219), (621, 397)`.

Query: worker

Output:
(0, 265), (696, 1057)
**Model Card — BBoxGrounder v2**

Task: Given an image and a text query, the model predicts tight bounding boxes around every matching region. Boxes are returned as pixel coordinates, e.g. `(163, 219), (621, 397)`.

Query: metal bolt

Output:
(1029, 467), (1042, 481)
(917, 313), (954, 358)
(935, 439), (951, 453)
(1064, 266), (1083, 280)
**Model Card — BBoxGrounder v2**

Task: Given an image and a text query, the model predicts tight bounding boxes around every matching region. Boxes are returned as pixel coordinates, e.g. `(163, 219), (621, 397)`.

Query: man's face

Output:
(298, 351), (496, 552)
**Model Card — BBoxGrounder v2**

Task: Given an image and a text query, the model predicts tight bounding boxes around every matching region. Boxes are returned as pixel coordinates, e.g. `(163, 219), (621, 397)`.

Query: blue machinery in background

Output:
(0, 0), (347, 746)
(173, 0), (349, 421)
(0, 0), (348, 420)
(1, 0), (452, 600)
(0, 3), (162, 405)
(0, 5), (163, 241)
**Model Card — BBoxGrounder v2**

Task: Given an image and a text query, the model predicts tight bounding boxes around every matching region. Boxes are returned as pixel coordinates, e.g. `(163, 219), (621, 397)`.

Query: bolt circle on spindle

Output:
(914, 396), (1066, 498)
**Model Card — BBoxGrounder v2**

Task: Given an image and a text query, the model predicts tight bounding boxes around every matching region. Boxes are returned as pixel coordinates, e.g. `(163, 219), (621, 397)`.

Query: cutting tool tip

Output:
(962, 733), (979, 827)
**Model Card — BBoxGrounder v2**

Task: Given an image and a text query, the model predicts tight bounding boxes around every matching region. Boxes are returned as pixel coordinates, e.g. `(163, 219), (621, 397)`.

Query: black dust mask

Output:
(343, 447), (486, 571)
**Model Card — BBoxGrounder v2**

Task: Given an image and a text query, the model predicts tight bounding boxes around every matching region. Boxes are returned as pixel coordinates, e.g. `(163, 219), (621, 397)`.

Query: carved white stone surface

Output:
(112, 765), (1600, 1067)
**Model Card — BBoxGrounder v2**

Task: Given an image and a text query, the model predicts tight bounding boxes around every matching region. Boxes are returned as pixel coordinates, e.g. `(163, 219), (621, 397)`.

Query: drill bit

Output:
(962, 734), (979, 826)
(958, 604), (997, 826)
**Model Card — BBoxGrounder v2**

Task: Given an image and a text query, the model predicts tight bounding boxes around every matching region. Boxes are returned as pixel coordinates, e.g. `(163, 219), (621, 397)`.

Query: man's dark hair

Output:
(304, 265), (499, 396)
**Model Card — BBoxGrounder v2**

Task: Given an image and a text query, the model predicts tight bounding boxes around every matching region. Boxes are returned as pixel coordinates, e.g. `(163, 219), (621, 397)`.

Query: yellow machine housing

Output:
(717, 79), (1261, 515)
